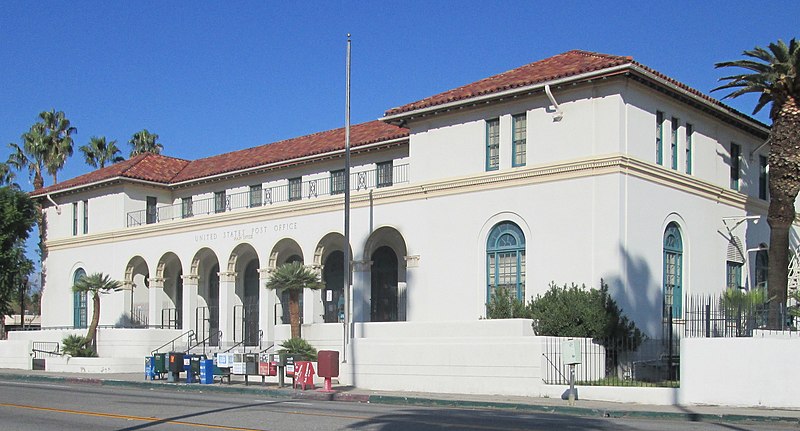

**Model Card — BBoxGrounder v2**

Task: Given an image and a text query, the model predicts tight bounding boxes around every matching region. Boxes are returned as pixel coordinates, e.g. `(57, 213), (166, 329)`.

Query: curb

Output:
(2, 372), (797, 426)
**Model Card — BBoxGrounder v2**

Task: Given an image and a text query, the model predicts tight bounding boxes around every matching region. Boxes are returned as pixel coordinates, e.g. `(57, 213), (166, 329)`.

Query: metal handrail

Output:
(151, 329), (195, 355)
(188, 330), (222, 356)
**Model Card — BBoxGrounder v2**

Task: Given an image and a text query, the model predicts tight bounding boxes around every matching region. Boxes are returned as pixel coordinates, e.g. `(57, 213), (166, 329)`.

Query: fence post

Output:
(704, 302), (710, 338)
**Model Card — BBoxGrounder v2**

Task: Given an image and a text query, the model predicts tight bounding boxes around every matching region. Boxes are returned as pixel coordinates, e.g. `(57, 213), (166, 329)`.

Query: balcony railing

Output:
(127, 163), (409, 227)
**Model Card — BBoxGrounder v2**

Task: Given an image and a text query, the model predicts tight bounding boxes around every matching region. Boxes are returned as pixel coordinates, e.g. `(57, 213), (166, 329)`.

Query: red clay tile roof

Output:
(32, 120), (408, 197)
(383, 50), (767, 131)
(31, 153), (190, 197)
(171, 120), (408, 183)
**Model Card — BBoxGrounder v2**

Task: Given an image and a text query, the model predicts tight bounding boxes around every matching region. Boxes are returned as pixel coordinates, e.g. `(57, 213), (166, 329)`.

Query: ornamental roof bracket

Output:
(544, 84), (564, 122)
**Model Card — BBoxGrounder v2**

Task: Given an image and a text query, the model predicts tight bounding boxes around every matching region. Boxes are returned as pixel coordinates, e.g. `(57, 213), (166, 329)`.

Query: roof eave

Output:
(31, 177), (172, 199)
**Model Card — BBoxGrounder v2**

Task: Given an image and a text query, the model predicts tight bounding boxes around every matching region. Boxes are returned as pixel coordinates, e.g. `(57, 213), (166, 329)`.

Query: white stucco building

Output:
(25, 50), (774, 394)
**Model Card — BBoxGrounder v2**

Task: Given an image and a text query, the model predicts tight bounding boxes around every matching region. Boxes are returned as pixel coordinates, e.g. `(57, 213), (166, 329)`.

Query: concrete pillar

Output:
(182, 275), (199, 340)
(352, 260), (371, 323)
(121, 281), (133, 323)
(148, 277), (165, 327)
(259, 268), (274, 346)
(218, 271), (237, 347)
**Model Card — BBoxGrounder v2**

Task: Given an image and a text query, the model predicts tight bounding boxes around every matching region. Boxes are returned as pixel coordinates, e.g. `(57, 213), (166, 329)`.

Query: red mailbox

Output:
(317, 350), (339, 378)
(317, 350), (339, 392)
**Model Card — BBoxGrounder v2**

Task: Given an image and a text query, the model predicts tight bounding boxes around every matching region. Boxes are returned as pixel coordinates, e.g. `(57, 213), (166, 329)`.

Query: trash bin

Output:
(199, 359), (214, 384)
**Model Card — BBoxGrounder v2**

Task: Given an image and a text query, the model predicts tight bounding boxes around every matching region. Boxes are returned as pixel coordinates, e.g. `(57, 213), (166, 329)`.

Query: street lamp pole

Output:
(342, 33), (352, 363)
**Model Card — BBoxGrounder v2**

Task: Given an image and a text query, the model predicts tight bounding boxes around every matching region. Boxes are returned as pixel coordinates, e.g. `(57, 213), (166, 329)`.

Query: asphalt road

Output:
(0, 379), (793, 431)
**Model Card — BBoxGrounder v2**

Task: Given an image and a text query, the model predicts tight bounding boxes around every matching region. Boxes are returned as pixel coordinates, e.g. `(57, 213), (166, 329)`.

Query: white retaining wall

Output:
(0, 339), (33, 370)
(680, 335), (800, 408)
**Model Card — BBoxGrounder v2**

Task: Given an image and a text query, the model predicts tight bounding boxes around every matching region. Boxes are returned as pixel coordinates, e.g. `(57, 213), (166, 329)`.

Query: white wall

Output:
(680, 336), (800, 408)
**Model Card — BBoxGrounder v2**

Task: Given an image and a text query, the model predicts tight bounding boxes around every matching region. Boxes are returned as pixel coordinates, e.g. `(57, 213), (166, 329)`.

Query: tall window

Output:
(330, 170), (345, 195)
(730, 142), (741, 190)
(486, 118), (500, 171)
(288, 177), (302, 202)
(214, 191), (226, 213)
(72, 202), (78, 235)
(146, 196), (157, 224)
(656, 111), (664, 165)
(685, 123), (693, 175)
(663, 223), (683, 319)
(181, 197), (193, 218)
(726, 238), (745, 289)
(755, 248), (768, 290)
(250, 184), (262, 208)
(486, 222), (526, 305)
(671, 117), (679, 170)
(82, 200), (88, 234)
(377, 161), (393, 188)
(73, 269), (87, 328)
(512, 114), (527, 167)
(759, 155), (768, 200)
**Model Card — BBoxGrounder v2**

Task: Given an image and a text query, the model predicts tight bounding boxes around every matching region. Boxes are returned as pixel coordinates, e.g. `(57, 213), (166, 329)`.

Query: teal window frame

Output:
(512, 114), (527, 167)
(486, 118), (500, 171)
(73, 268), (87, 328)
(486, 222), (526, 305)
(755, 249), (768, 290)
(330, 170), (345, 195)
(671, 117), (679, 170)
(72, 202), (78, 236)
(377, 161), (393, 188)
(730, 142), (741, 190)
(181, 197), (193, 218)
(214, 191), (226, 213)
(249, 184), (263, 208)
(656, 111), (664, 165)
(685, 123), (693, 175)
(759, 155), (768, 200)
(663, 222), (683, 319)
(288, 177), (302, 202)
(726, 261), (743, 290)
(82, 200), (88, 234)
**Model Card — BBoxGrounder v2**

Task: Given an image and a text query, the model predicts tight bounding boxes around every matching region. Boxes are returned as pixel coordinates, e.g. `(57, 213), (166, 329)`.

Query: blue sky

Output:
(1, 1), (799, 270)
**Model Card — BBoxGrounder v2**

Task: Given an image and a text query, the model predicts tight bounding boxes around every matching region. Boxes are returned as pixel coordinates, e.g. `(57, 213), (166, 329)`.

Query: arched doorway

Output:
(281, 254), (303, 324)
(243, 260), (260, 345)
(208, 263), (220, 345)
(157, 252), (183, 329)
(124, 256), (150, 326)
(323, 251), (344, 323)
(371, 246), (398, 322)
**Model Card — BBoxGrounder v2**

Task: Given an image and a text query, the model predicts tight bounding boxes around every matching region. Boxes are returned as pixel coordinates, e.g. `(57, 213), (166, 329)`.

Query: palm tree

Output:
(264, 262), (324, 339)
(129, 129), (163, 157)
(8, 123), (48, 190)
(0, 162), (17, 187)
(72, 272), (122, 355)
(714, 38), (800, 328)
(79, 136), (125, 169)
(40, 109), (76, 184)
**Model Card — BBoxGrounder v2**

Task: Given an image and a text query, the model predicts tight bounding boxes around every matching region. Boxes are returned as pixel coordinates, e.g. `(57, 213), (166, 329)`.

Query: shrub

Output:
(61, 334), (96, 357)
(278, 338), (317, 361)
(529, 279), (643, 347)
(485, 287), (528, 319)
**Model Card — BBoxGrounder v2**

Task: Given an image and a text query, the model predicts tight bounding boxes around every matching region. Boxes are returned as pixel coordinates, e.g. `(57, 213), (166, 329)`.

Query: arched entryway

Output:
(191, 248), (220, 346)
(364, 227), (408, 322)
(269, 239), (304, 326)
(314, 232), (350, 324)
(156, 252), (183, 329)
(124, 256), (150, 326)
(229, 243), (260, 346)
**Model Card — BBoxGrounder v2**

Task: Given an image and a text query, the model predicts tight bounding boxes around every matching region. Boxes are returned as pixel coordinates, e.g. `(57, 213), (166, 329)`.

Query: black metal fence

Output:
(680, 293), (778, 337)
(541, 336), (679, 387)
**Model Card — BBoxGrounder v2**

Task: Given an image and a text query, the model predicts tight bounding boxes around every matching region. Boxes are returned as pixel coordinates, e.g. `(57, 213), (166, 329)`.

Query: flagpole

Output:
(342, 33), (351, 363)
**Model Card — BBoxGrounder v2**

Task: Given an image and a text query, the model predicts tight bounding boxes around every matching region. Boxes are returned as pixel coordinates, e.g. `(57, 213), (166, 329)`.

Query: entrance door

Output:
(371, 246), (398, 322)
(243, 260), (260, 346)
(209, 264), (220, 346)
(323, 251), (344, 323)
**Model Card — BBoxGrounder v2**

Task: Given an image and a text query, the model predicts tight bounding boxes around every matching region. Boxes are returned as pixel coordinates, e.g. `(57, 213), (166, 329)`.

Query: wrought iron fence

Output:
(680, 292), (774, 338)
(127, 164), (409, 227)
(541, 336), (679, 387)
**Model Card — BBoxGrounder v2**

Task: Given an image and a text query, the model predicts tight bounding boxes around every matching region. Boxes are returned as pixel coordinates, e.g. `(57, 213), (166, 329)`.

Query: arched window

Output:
(486, 222), (526, 304)
(755, 248), (768, 290)
(663, 223), (683, 319)
(72, 268), (87, 328)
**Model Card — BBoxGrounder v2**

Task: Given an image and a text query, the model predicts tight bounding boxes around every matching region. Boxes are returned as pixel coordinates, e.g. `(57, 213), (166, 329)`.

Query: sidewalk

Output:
(1, 368), (798, 426)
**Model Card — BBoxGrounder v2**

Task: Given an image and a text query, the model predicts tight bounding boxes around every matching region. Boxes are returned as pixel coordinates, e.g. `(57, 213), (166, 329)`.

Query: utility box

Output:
(317, 350), (339, 378)
(561, 339), (582, 365)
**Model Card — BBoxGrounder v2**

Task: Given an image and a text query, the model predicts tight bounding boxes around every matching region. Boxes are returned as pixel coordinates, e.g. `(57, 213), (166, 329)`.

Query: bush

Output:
(486, 287), (528, 319)
(529, 280), (643, 347)
(60, 334), (96, 357)
(278, 338), (317, 361)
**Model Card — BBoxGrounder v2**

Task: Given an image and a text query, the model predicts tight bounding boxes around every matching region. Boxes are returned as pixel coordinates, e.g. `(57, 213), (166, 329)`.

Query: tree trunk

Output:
(766, 97), (800, 329)
(289, 290), (301, 339)
(84, 292), (101, 355)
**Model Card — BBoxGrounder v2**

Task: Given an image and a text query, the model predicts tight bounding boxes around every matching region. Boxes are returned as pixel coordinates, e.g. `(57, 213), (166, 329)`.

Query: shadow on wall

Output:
(604, 244), (660, 338)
